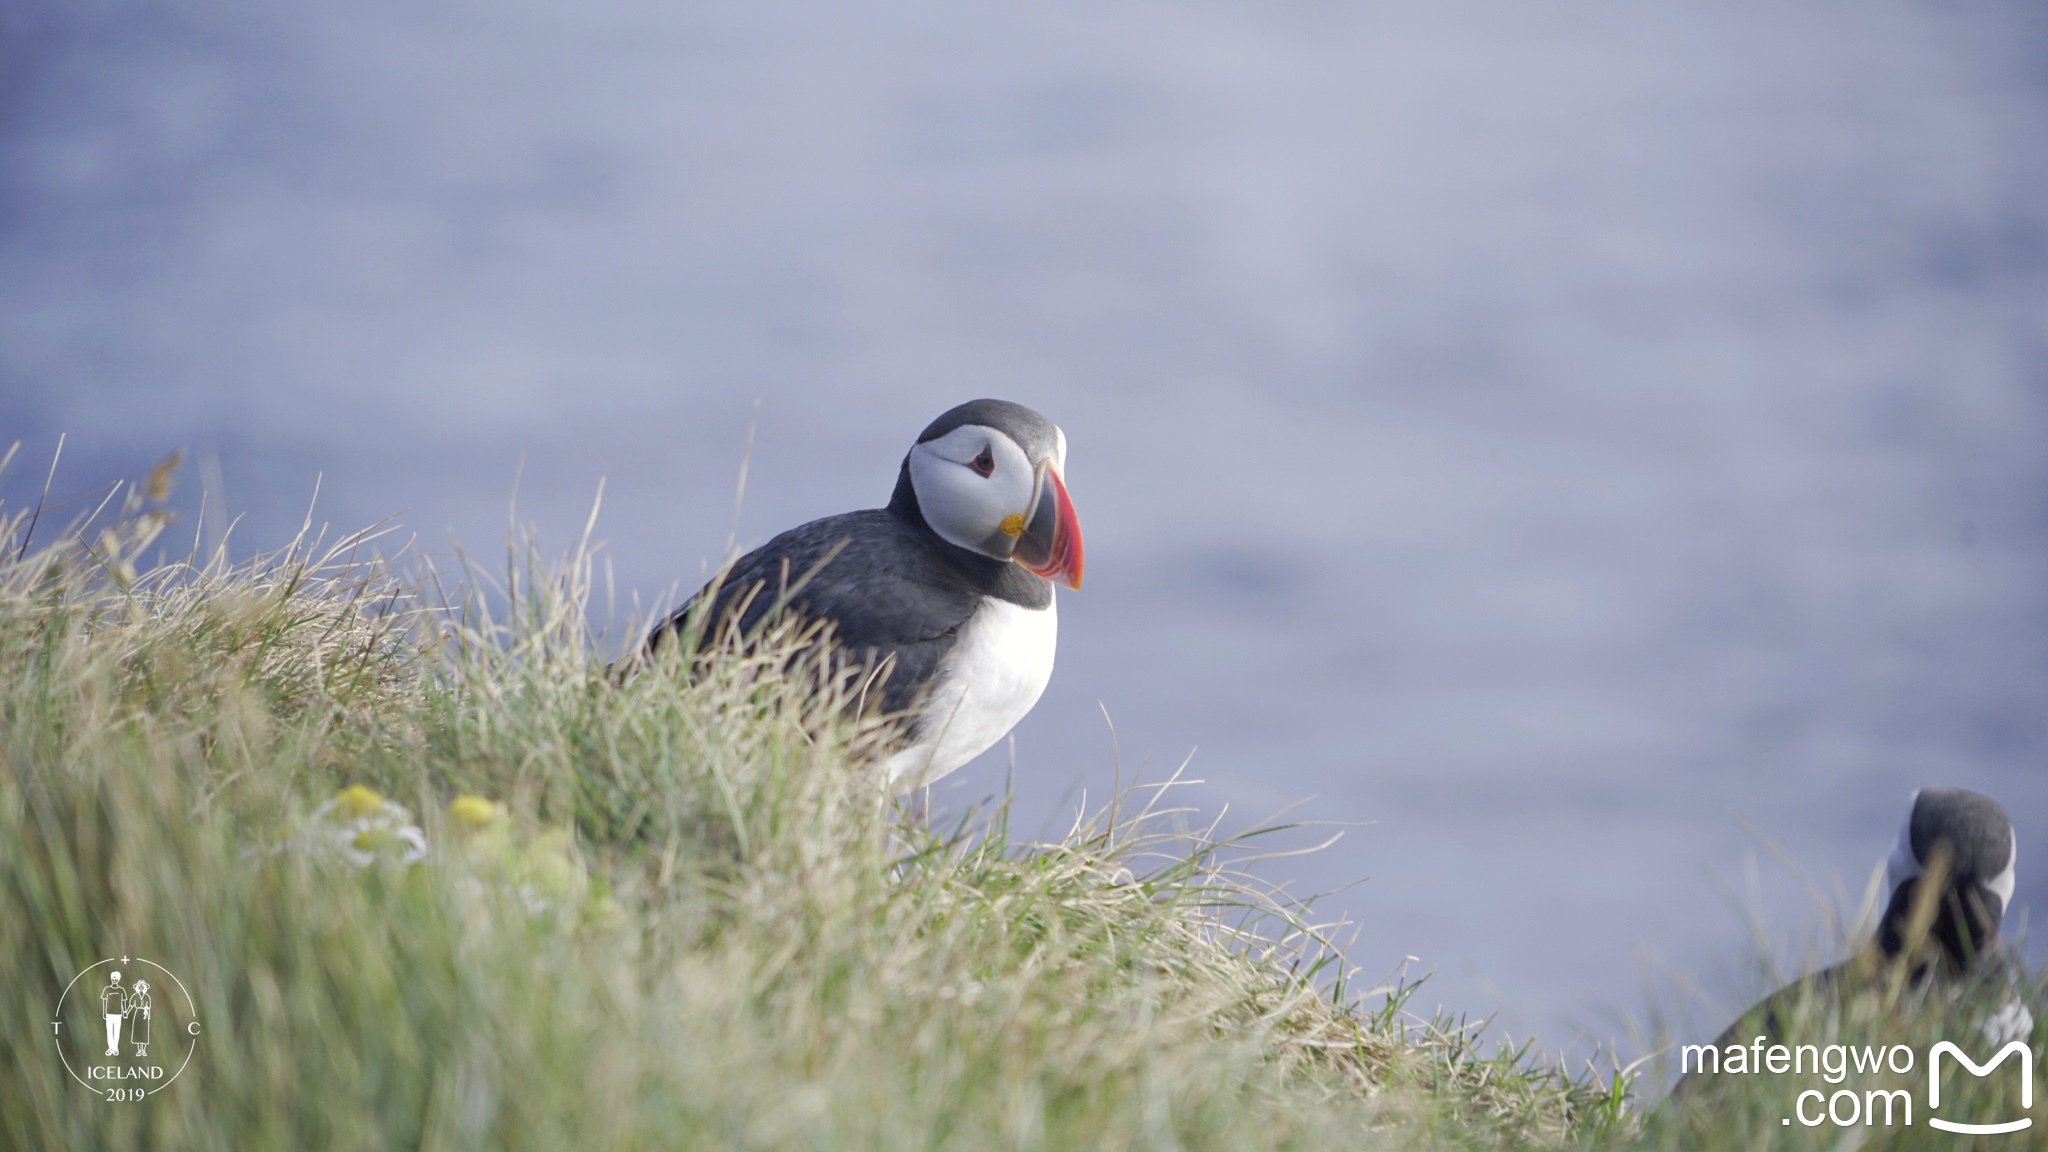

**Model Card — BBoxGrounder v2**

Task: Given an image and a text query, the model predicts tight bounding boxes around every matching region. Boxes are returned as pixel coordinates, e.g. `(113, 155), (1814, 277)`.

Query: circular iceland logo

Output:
(51, 954), (202, 1101)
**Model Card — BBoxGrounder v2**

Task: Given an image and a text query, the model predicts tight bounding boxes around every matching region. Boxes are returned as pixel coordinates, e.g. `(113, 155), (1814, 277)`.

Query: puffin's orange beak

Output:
(1014, 463), (1083, 590)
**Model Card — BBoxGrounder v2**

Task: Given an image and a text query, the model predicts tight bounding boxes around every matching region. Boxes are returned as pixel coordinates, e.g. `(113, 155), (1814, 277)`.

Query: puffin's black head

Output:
(889, 399), (1084, 589)
(1876, 787), (2016, 969)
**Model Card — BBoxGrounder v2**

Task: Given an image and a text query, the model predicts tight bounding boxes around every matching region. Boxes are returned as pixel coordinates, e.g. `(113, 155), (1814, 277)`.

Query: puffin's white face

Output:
(908, 423), (1081, 588)
(1989, 838), (2019, 913)
(1883, 796), (1919, 901)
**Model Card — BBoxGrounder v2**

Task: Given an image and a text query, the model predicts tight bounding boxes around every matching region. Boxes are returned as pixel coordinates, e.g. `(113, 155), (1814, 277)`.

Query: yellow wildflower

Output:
(332, 785), (386, 819)
(448, 794), (506, 834)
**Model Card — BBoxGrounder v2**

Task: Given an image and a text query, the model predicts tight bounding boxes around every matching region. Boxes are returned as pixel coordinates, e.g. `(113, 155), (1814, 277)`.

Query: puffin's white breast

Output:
(883, 594), (1057, 788)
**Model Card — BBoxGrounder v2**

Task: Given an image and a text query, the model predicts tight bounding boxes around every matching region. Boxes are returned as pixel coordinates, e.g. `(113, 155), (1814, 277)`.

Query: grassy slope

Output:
(0, 473), (1622, 1151)
(22, 470), (2034, 1150)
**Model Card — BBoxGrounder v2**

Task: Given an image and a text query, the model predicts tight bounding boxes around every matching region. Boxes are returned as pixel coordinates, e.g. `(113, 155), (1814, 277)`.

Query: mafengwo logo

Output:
(51, 955), (202, 1101)
(1928, 1040), (2032, 1135)
(1684, 1035), (2035, 1132)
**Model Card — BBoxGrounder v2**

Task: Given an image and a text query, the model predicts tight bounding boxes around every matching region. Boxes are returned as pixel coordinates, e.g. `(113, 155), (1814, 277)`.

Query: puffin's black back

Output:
(1905, 788), (2012, 886)
(647, 511), (1047, 716)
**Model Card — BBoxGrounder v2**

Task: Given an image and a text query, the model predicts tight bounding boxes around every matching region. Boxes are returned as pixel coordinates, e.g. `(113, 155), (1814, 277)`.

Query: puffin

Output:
(1684, 787), (2027, 1089)
(647, 399), (1083, 789)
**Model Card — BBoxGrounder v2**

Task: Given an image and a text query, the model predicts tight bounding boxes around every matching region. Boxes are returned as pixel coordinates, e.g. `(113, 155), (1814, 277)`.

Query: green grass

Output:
(7, 458), (2033, 1150)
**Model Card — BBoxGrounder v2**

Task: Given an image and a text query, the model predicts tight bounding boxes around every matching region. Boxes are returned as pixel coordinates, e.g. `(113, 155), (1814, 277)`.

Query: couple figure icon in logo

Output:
(97, 971), (152, 1058)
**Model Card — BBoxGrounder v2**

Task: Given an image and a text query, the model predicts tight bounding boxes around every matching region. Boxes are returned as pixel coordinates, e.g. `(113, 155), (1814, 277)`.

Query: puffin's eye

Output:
(971, 447), (995, 477)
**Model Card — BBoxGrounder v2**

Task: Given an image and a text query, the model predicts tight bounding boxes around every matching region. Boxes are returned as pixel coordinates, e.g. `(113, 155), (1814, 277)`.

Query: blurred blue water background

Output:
(4, 0), (2047, 1059)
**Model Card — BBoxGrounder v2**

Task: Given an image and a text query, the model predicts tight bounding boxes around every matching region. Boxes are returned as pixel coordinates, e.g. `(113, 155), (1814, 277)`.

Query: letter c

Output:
(187, 1022), (201, 1035)
(1796, 1090), (1826, 1127)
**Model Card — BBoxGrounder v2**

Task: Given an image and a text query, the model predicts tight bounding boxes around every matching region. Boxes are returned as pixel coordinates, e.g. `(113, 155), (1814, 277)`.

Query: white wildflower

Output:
(304, 785), (429, 868)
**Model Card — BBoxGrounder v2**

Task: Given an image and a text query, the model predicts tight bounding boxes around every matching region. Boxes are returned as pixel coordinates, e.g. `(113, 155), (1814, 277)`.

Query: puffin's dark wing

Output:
(1671, 961), (1857, 1099)
(1710, 961), (1854, 1049)
(650, 510), (981, 715)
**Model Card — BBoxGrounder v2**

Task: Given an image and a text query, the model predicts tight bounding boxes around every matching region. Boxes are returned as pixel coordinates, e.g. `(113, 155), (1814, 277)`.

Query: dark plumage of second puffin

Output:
(646, 399), (1084, 788)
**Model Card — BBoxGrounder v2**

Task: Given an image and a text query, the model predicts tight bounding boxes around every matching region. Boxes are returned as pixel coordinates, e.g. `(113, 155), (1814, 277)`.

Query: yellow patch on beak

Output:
(999, 513), (1026, 537)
